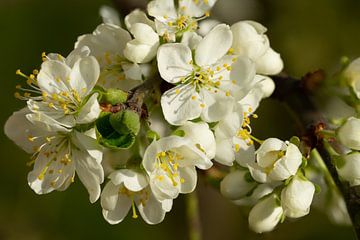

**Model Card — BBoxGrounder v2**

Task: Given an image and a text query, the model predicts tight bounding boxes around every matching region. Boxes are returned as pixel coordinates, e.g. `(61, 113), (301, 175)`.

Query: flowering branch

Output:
(272, 72), (360, 238)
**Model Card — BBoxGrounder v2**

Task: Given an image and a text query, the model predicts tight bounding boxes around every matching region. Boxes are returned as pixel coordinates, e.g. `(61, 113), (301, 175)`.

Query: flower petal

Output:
(77, 93), (101, 124)
(179, 0), (217, 18)
(101, 181), (120, 211)
(125, 9), (155, 30)
(69, 56), (100, 98)
(255, 48), (283, 75)
(179, 166), (197, 193)
(100, 6), (121, 26)
(147, 0), (177, 19)
(200, 87), (234, 123)
(195, 24), (233, 66)
(161, 84), (202, 125)
(102, 193), (132, 224)
(137, 189), (166, 224)
(37, 60), (71, 95)
(109, 169), (148, 192)
(157, 43), (193, 84)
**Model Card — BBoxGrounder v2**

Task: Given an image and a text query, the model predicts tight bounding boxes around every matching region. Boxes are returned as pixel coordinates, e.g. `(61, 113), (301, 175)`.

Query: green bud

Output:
(172, 129), (185, 137)
(104, 88), (128, 105)
(95, 112), (138, 149)
(110, 110), (140, 136)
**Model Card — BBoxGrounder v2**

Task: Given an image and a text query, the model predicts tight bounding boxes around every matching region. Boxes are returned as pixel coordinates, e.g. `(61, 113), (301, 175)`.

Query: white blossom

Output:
(281, 176), (315, 218)
(142, 135), (212, 200)
(148, 0), (217, 41)
(337, 152), (360, 186)
(158, 24), (256, 125)
(337, 117), (360, 150)
(248, 194), (283, 233)
(75, 24), (144, 90)
(231, 21), (283, 75)
(101, 169), (172, 225)
(220, 170), (257, 200)
(100, 5), (121, 26)
(248, 138), (302, 183)
(4, 108), (104, 203)
(16, 52), (101, 129)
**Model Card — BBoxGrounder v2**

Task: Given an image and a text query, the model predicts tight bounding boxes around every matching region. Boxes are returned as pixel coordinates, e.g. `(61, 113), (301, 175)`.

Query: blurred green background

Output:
(0, 0), (359, 239)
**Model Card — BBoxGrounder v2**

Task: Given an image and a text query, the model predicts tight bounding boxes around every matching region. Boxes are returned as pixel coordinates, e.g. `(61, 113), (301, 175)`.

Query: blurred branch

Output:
(186, 191), (202, 240)
(272, 71), (360, 239)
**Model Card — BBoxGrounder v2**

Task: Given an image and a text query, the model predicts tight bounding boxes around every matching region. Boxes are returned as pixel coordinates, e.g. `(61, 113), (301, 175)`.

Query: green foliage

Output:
(103, 88), (128, 105)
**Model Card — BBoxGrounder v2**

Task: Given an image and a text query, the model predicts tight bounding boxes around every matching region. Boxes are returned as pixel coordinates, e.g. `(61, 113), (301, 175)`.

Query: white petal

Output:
(161, 84), (202, 125)
(200, 87), (234, 123)
(234, 138), (255, 167)
(198, 19), (220, 36)
(26, 112), (72, 132)
(74, 148), (104, 203)
(195, 24), (233, 66)
(37, 60), (71, 95)
(109, 169), (148, 192)
(255, 48), (284, 75)
(248, 194), (283, 233)
(4, 108), (47, 154)
(181, 32), (202, 50)
(65, 46), (91, 67)
(76, 93), (101, 124)
(214, 138), (235, 166)
(137, 189), (166, 224)
(147, 0), (177, 19)
(220, 170), (256, 200)
(101, 181), (120, 211)
(124, 39), (159, 64)
(73, 131), (103, 163)
(179, 167), (197, 194)
(102, 193), (132, 224)
(231, 21), (270, 60)
(69, 56), (100, 98)
(130, 23), (159, 46)
(125, 9), (155, 30)
(157, 43), (193, 84)
(100, 6), (121, 26)
(214, 109), (242, 139)
(179, 0), (217, 18)
(179, 121), (216, 159)
(248, 164), (268, 183)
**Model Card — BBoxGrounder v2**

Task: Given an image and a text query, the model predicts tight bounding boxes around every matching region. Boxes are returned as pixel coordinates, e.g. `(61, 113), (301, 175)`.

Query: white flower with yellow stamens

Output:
(75, 24), (145, 90)
(15, 53), (101, 129)
(158, 24), (256, 126)
(248, 138), (302, 183)
(101, 169), (172, 225)
(214, 103), (258, 166)
(142, 135), (212, 201)
(147, 0), (216, 41)
(4, 108), (104, 203)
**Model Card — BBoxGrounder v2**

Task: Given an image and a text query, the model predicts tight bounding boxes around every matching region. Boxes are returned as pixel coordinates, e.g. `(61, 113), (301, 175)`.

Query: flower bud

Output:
(255, 48), (284, 75)
(343, 57), (360, 99)
(220, 170), (256, 200)
(249, 194), (283, 233)
(281, 176), (315, 218)
(337, 152), (360, 186)
(337, 117), (360, 150)
(231, 21), (269, 60)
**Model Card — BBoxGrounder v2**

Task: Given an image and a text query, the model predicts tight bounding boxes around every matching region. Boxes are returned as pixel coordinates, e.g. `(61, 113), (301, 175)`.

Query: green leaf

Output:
(146, 130), (160, 141)
(172, 129), (185, 137)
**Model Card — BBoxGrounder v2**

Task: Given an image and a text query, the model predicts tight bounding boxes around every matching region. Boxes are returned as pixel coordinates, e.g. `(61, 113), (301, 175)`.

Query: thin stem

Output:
(186, 191), (202, 240)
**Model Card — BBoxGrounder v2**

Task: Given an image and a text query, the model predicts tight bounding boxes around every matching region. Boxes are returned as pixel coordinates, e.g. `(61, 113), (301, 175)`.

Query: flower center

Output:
(155, 151), (185, 186)
(119, 186), (150, 219)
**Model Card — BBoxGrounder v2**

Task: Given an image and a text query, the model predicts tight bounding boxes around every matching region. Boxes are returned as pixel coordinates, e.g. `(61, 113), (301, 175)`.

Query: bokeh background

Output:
(1, 0), (360, 239)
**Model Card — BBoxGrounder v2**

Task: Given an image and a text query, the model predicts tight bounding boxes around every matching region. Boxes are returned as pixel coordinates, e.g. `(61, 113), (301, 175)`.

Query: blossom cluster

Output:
(5, 0), (318, 233)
